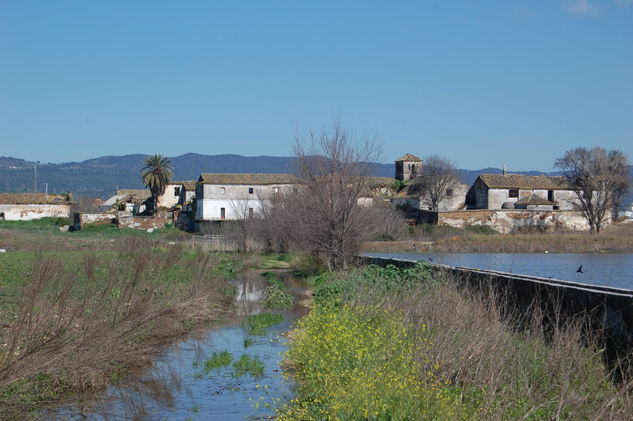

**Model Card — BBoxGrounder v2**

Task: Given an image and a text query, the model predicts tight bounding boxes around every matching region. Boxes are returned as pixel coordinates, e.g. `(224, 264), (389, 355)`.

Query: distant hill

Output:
(1, 154), (632, 207)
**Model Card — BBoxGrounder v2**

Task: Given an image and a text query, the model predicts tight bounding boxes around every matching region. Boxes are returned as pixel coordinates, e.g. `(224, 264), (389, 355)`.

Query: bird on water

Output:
(577, 265), (583, 273)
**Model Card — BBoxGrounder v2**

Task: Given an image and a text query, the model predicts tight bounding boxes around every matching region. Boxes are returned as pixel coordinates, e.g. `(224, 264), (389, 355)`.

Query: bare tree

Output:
(289, 122), (381, 270)
(254, 191), (292, 253)
(226, 198), (256, 252)
(555, 147), (630, 233)
(612, 167), (632, 219)
(413, 155), (461, 211)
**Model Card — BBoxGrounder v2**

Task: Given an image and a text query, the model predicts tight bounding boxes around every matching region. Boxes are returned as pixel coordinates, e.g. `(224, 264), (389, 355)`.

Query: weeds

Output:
(260, 277), (295, 310)
(232, 355), (264, 378)
(202, 351), (232, 373)
(244, 313), (283, 335)
(281, 264), (633, 420)
(0, 242), (238, 419)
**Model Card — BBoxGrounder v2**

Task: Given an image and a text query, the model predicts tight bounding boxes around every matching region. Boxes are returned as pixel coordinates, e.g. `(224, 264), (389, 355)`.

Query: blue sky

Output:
(1, 1), (632, 171)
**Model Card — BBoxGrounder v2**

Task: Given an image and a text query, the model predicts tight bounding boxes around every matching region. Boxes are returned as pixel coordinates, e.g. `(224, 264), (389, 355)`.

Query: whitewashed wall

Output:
(195, 184), (293, 221)
(487, 188), (581, 210)
(157, 184), (181, 209)
(0, 204), (71, 221)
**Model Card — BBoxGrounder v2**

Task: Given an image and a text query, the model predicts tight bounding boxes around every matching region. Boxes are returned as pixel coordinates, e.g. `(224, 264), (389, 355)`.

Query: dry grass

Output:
(0, 241), (240, 419)
(305, 264), (633, 419)
(364, 222), (633, 254)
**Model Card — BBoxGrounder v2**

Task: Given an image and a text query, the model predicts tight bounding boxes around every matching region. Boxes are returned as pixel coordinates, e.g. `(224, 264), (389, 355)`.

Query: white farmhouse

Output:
(195, 173), (299, 221)
(466, 174), (579, 210)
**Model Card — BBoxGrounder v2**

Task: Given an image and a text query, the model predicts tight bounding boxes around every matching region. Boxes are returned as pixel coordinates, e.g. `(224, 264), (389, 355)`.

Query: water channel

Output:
(54, 271), (308, 420)
(364, 252), (633, 290)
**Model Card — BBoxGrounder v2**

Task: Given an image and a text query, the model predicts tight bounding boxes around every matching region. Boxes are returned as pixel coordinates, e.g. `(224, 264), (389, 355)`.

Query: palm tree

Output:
(141, 154), (174, 212)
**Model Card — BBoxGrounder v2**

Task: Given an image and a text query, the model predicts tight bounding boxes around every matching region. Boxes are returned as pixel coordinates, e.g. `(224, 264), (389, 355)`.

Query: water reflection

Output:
(53, 271), (305, 420)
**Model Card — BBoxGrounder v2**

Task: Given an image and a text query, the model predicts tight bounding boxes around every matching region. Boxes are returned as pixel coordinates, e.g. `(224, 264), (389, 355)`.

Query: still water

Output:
(54, 272), (306, 420)
(364, 253), (633, 290)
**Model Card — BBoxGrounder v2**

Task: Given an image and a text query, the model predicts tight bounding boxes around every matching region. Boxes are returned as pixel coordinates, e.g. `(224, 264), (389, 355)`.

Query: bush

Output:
(54, 217), (70, 227)
(290, 254), (327, 277)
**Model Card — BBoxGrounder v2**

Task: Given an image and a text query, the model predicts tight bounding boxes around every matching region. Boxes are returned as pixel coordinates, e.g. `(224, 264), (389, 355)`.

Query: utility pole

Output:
(42, 183), (48, 194)
(33, 164), (37, 193)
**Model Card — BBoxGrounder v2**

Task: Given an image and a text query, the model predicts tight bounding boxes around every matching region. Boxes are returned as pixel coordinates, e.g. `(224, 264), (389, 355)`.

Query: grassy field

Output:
(0, 219), (274, 419)
(365, 222), (633, 254)
(279, 263), (633, 420)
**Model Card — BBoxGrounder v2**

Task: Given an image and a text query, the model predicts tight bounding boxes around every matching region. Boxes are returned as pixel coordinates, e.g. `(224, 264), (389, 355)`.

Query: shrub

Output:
(54, 217), (70, 227)
(290, 255), (326, 277)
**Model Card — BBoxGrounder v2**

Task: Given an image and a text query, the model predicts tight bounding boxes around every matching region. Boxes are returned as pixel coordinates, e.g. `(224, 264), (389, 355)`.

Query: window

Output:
(446, 189), (453, 197)
(0, 212), (4, 220)
(174, 187), (181, 197)
(248, 187), (254, 194)
(273, 186), (279, 194)
(407, 164), (411, 169)
(220, 207), (225, 220)
(220, 187), (225, 194)
(548, 190), (554, 202)
(509, 189), (519, 198)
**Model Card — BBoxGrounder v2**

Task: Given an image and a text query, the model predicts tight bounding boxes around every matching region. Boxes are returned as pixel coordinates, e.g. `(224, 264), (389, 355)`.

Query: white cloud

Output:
(564, 0), (599, 15)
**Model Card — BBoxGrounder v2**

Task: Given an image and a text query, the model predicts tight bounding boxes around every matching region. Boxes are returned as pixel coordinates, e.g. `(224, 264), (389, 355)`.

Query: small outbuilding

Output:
(0, 193), (72, 221)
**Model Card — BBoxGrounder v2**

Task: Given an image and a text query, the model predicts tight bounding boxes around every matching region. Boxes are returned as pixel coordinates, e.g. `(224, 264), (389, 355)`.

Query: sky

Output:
(1, 1), (632, 171)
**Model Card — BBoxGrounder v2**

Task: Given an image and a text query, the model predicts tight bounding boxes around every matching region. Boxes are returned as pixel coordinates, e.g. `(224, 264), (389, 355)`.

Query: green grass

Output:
(0, 217), (66, 233)
(202, 351), (233, 373)
(232, 355), (264, 378)
(244, 313), (283, 335)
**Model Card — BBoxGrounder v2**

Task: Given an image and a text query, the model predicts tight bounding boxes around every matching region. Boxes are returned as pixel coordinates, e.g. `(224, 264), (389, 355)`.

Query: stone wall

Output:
(117, 210), (172, 231)
(428, 209), (591, 233)
(0, 204), (71, 221)
(72, 212), (116, 230)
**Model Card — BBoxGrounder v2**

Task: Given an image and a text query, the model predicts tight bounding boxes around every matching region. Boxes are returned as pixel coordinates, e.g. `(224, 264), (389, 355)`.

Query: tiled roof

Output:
(198, 173), (300, 185)
(0, 193), (72, 205)
(116, 189), (151, 199)
(478, 174), (570, 190)
(515, 194), (555, 206)
(177, 180), (197, 190)
(395, 153), (422, 162)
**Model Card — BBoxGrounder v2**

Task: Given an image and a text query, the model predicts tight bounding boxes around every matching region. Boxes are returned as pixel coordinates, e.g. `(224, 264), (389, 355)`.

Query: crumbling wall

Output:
(72, 212), (116, 230)
(0, 204), (71, 221)
(117, 210), (172, 232)
(436, 210), (592, 233)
